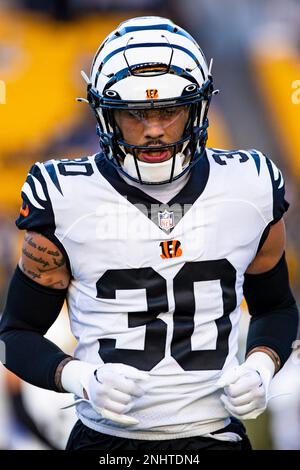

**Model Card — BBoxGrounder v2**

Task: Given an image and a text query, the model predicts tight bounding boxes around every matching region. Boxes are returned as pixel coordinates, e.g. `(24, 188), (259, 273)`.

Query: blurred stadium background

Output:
(0, 0), (300, 450)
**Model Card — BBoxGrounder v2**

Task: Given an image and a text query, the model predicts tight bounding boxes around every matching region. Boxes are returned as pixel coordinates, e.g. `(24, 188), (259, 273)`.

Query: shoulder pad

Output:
(16, 162), (55, 233)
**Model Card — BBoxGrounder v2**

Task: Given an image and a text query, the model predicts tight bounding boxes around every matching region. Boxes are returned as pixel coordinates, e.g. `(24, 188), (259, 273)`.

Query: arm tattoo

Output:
(24, 233), (37, 249)
(21, 261), (42, 280)
(25, 235), (60, 256)
(21, 233), (69, 287)
(47, 249), (60, 257)
(22, 237), (65, 272)
(22, 247), (50, 269)
(52, 256), (65, 269)
(48, 279), (67, 289)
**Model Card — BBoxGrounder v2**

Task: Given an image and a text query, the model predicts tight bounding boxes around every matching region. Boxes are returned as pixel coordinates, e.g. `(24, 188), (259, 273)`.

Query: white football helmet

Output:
(82, 16), (216, 184)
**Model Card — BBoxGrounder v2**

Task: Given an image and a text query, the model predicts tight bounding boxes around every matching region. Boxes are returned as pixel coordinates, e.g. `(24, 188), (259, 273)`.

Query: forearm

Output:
(0, 329), (71, 391)
(246, 305), (298, 371)
(244, 253), (299, 371)
(0, 265), (71, 391)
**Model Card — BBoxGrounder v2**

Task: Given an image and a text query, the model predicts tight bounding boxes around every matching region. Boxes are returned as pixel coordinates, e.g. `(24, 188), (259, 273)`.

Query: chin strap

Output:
(122, 153), (186, 183)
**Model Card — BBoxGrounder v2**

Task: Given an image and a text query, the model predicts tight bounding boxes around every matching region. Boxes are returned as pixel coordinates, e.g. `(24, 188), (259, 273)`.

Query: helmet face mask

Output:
(112, 105), (191, 157)
(86, 16), (215, 184)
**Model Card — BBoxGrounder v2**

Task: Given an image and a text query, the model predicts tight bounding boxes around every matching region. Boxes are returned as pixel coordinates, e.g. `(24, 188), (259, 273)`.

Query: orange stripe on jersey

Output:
(20, 204), (29, 217)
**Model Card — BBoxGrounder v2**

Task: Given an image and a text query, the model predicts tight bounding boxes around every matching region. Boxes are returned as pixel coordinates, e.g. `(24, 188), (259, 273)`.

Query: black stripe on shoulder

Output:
(43, 161), (63, 195)
(265, 156), (289, 224)
(248, 149), (261, 175)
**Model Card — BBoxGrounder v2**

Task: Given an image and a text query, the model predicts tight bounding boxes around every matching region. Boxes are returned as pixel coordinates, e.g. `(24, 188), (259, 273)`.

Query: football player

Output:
(0, 17), (298, 451)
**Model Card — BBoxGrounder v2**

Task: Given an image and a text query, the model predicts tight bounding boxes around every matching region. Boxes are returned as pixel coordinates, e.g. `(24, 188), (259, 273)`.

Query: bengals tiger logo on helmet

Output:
(146, 89), (159, 99)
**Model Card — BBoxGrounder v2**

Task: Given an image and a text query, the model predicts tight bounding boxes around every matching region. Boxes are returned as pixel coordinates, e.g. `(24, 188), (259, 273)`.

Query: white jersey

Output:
(16, 148), (288, 440)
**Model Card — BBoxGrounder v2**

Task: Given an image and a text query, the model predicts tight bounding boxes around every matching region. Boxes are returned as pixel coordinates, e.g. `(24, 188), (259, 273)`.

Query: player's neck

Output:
(118, 170), (190, 204)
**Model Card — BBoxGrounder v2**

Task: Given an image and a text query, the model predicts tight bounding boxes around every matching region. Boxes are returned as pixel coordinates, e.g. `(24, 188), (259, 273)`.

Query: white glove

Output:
(61, 361), (148, 425)
(216, 352), (275, 420)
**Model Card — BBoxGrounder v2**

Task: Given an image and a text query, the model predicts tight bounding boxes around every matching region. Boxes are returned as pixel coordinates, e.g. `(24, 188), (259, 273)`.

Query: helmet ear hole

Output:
(104, 89), (121, 99)
(182, 84), (198, 95)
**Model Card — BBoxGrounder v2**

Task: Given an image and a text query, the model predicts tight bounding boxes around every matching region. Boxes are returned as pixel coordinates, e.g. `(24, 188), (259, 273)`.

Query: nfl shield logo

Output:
(158, 210), (174, 230)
